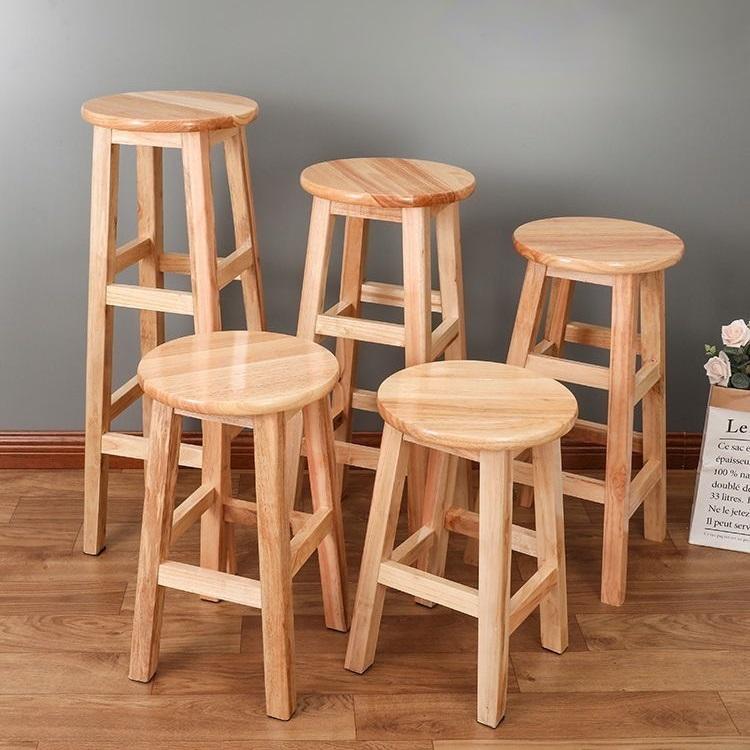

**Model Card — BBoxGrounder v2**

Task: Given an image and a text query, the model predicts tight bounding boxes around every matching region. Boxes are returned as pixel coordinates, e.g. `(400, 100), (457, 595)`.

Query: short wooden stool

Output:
(507, 217), (684, 605)
(82, 91), (264, 555)
(293, 157), (475, 529)
(345, 361), (577, 728)
(129, 331), (348, 721)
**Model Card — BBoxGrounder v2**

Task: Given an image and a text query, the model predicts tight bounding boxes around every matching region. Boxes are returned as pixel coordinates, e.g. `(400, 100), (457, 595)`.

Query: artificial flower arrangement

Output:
(704, 319), (750, 389)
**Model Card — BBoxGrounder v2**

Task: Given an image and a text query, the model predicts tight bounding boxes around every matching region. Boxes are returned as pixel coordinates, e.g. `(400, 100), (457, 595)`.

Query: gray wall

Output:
(1, 0), (748, 432)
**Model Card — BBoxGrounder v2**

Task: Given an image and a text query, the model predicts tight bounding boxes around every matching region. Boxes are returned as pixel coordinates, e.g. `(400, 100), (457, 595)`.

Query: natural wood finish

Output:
(157, 561), (261, 608)
(83, 126), (118, 555)
(137, 331), (339, 418)
(105, 284), (194, 315)
(81, 91), (259, 132)
(224, 128), (265, 330)
(113, 237), (152, 275)
(360, 280), (442, 312)
(514, 217), (684, 274)
(315, 313), (406, 347)
(109, 376), (142, 420)
(378, 361), (578, 453)
(170, 483), (214, 542)
(100, 431), (202, 469)
(302, 397), (349, 632)
(253, 412), (296, 720)
(129, 401), (181, 681)
(641, 271), (667, 541)
(443, 507), (538, 557)
(508, 219), (680, 605)
(476, 450), (513, 727)
(601, 274), (639, 606)
(345, 425), (409, 673)
(300, 158), (475, 208)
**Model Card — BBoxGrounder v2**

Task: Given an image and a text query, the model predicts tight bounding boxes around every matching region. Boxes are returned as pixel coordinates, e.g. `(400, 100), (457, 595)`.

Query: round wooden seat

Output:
(137, 331), (339, 417)
(513, 217), (684, 275)
(300, 158), (476, 208)
(377, 361), (577, 453)
(81, 91), (259, 132)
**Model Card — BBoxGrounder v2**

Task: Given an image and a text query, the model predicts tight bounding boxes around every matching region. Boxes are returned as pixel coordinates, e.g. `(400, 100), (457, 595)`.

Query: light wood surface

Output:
(137, 331), (339, 418)
(300, 158), (475, 208)
(0, 467), (749, 743)
(81, 91), (259, 132)
(377, 361), (577, 453)
(513, 217), (684, 275)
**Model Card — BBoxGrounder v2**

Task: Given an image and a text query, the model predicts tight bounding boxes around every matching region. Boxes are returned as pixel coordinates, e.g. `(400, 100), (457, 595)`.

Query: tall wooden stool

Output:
(293, 157), (475, 529)
(345, 361), (577, 728)
(81, 91), (264, 556)
(129, 331), (348, 721)
(506, 217), (684, 606)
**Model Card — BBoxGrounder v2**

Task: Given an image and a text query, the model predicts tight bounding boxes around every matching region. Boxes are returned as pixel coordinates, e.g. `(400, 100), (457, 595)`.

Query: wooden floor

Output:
(0, 467), (749, 748)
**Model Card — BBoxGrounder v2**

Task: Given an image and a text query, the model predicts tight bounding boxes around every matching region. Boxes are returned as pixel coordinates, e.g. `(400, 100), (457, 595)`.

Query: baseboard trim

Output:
(0, 431), (701, 471)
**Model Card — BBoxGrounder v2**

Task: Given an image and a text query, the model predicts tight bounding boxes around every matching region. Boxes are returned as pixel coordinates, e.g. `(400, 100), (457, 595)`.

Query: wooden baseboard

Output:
(0, 431), (701, 471)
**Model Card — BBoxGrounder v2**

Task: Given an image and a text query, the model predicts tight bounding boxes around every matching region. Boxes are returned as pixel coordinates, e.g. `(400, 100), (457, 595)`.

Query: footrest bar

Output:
(158, 561), (261, 609)
(101, 432), (202, 469)
(290, 507), (332, 576)
(509, 563), (557, 633)
(171, 484), (215, 542)
(389, 526), (434, 566)
(378, 560), (479, 617)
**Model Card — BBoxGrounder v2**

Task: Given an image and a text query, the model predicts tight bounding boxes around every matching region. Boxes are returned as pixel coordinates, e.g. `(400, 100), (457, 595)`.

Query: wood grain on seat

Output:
(377, 360), (578, 452)
(137, 331), (339, 417)
(81, 91), (259, 132)
(514, 217), (684, 275)
(300, 158), (475, 208)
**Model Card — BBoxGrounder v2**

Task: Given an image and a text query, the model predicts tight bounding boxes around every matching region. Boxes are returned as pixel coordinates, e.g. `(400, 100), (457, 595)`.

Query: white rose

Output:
(705, 351), (731, 386)
(721, 319), (750, 347)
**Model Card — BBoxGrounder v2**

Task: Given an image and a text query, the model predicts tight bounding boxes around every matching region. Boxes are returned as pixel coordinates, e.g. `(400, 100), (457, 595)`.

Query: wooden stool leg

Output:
(345, 425), (409, 673)
(182, 131), (227, 573)
(225, 127), (265, 331)
(303, 397), (349, 632)
(435, 204), (475, 562)
(507, 261), (549, 510)
(402, 207), (432, 534)
(415, 450), (453, 607)
(200, 424), (231, 582)
(83, 126), (119, 555)
(254, 412), (296, 720)
(602, 275), (638, 606)
(532, 439), (568, 653)
(334, 216), (369, 501)
(477, 450), (513, 728)
(288, 197), (336, 508)
(640, 271), (667, 542)
(544, 278), (575, 356)
(136, 145), (165, 439)
(129, 402), (181, 681)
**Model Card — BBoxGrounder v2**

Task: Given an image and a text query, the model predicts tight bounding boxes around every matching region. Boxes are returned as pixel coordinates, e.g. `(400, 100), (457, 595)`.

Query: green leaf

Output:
(731, 372), (750, 389)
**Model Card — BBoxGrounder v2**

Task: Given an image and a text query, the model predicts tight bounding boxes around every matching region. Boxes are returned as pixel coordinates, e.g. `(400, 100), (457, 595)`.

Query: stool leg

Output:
(83, 126), (119, 555)
(640, 271), (667, 542)
(200, 424), (231, 582)
(602, 275), (638, 606)
(345, 425), (409, 673)
(544, 278), (575, 356)
(334, 216), (369, 502)
(507, 261), (549, 511)
(129, 402), (181, 681)
(136, 145), (165, 440)
(415, 449), (452, 607)
(402, 207), (432, 534)
(225, 127), (265, 331)
(532, 439), (568, 653)
(182, 131), (228, 574)
(303, 397), (349, 632)
(254, 412), (296, 720)
(435, 204), (475, 561)
(477, 450), (513, 728)
(288, 197), (336, 508)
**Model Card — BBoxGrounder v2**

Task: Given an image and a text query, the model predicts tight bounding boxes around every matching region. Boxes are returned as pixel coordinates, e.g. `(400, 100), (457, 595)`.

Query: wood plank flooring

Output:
(0, 468), (749, 747)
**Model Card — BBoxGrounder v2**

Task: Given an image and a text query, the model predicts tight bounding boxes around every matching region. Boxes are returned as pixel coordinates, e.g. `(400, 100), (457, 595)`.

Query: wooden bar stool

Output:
(345, 361), (577, 728)
(506, 217), (684, 606)
(129, 331), (348, 721)
(81, 91), (265, 555)
(292, 157), (475, 529)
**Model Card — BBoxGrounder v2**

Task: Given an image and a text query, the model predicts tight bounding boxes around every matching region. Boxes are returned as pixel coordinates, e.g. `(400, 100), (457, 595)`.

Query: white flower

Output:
(705, 351), (731, 386)
(721, 319), (750, 347)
